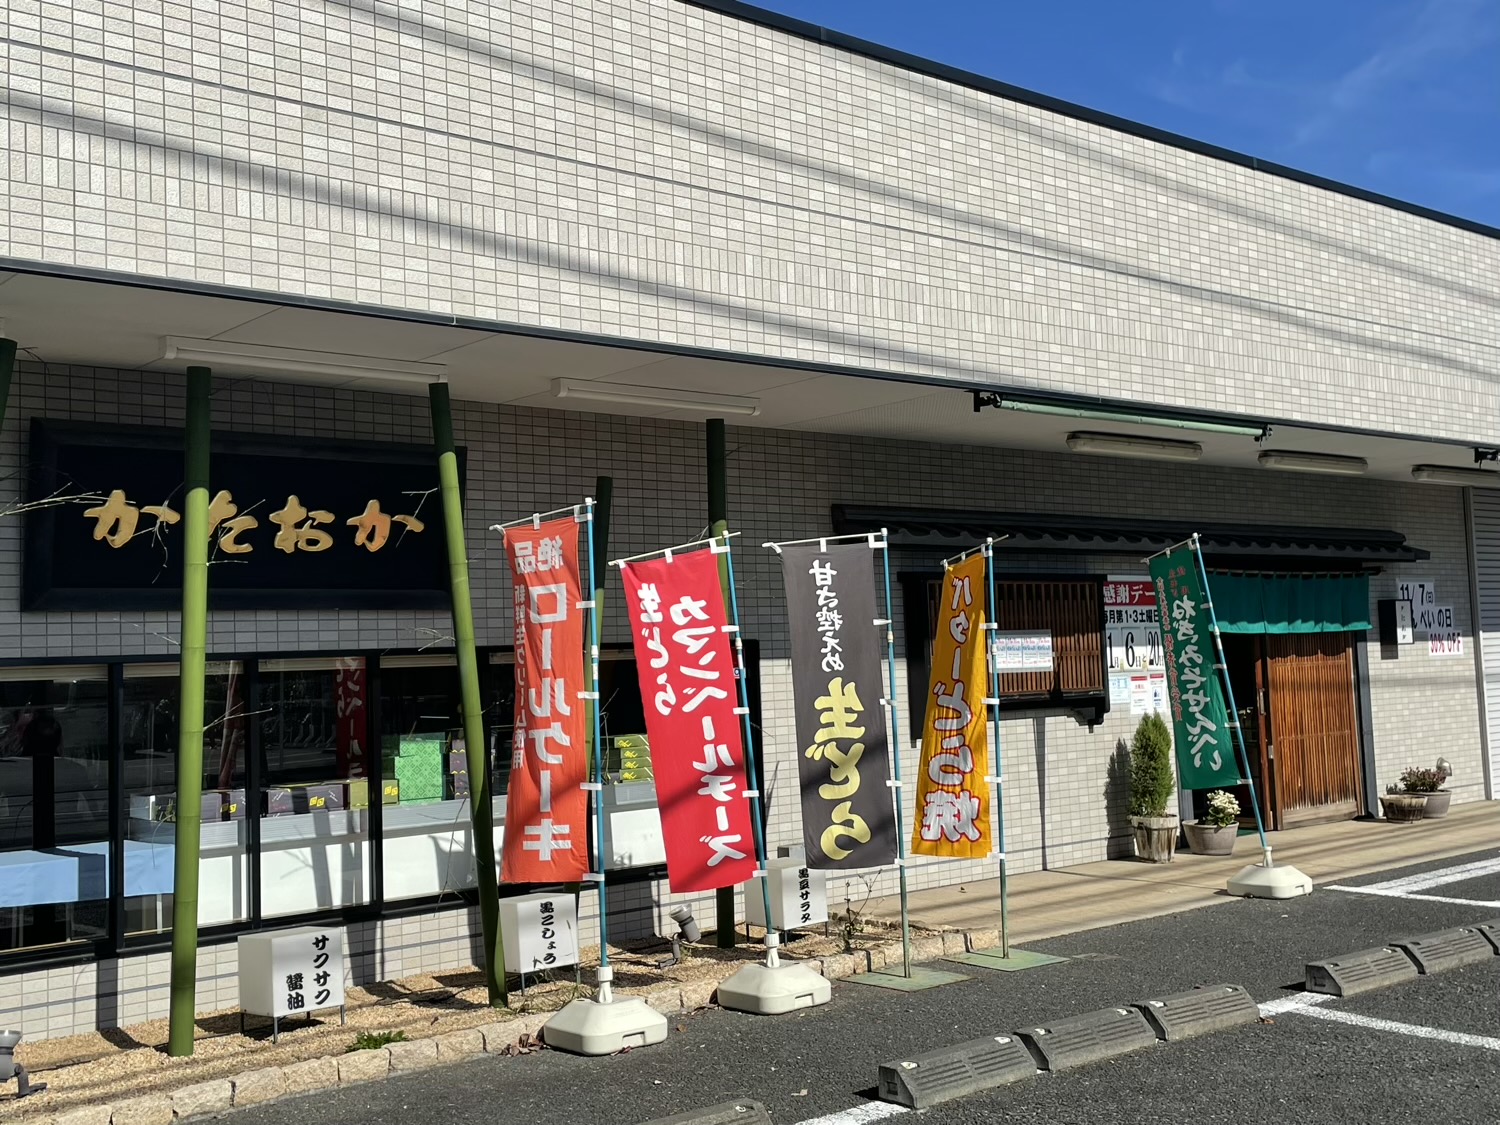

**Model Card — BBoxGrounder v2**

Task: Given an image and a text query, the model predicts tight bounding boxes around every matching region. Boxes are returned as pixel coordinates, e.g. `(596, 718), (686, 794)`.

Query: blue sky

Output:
(752, 0), (1500, 226)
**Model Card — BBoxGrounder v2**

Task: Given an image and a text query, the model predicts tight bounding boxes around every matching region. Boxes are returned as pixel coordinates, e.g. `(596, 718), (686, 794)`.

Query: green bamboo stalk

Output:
(706, 419), (737, 949)
(0, 338), (17, 434)
(167, 365), (211, 1058)
(429, 382), (507, 1007)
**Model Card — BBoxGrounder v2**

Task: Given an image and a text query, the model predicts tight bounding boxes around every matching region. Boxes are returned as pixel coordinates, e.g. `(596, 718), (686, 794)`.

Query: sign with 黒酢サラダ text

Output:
(23, 419), (460, 610)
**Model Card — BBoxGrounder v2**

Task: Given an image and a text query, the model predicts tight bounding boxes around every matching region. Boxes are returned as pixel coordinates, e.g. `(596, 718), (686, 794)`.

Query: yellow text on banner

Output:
(911, 553), (992, 859)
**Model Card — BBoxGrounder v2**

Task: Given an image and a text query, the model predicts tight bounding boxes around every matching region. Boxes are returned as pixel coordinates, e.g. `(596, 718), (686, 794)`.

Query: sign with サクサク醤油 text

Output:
(24, 420), (458, 610)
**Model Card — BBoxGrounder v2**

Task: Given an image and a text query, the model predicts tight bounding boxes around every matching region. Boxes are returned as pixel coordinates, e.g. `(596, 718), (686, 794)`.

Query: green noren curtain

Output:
(1208, 572), (1370, 635)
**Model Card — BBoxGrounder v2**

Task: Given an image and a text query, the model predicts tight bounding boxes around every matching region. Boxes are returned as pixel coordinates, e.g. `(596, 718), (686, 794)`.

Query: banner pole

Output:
(1187, 535), (1273, 867)
(719, 537), (781, 969)
(707, 418), (738, 948)
(878, 531), (913, 979)
(582, 497), (617, 996)
(981, 539), (1009, 958)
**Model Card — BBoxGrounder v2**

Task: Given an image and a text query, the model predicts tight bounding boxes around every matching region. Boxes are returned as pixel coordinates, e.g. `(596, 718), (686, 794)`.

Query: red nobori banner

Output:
(621, 548), (758, 893)
(500, 517), (589, 884)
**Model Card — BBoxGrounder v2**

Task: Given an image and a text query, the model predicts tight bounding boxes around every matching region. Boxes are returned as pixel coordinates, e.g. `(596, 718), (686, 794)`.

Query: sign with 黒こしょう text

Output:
(500, 893), (579, 973)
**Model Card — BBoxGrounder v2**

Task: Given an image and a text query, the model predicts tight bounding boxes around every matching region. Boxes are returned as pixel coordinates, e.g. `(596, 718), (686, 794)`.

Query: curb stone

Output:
(169, 1080), (233, 1120)
(107, 1094), (173, 1125)
(52, 930), (936, 1124)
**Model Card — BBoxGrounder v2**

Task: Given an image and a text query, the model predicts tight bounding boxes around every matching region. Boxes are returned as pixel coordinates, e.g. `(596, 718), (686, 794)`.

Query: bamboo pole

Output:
(0, 338), (16, 434)
(167, 365), (211, 1057)
(429, 382), (507, 1006)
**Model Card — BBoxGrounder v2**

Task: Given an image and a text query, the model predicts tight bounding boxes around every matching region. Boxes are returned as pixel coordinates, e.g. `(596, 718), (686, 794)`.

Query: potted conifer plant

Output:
(1183, 790), (1240, 856)
(1128, 712), (1178, 863)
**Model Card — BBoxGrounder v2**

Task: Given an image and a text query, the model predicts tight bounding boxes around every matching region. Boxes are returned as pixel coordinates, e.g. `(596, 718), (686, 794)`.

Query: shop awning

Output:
(1208, 572), (1372, 634)
(831, 505), (1430, 564)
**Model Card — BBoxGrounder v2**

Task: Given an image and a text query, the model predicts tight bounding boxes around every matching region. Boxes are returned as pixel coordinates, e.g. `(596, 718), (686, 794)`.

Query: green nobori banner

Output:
(1148, 546), (1242, 790)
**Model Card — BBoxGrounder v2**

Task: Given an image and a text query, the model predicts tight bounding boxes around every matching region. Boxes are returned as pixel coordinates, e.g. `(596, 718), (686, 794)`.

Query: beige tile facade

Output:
(1, 0), (1497, 439)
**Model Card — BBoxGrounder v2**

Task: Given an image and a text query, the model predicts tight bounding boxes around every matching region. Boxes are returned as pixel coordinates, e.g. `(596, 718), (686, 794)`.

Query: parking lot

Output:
(232, 849), (1500, 1125)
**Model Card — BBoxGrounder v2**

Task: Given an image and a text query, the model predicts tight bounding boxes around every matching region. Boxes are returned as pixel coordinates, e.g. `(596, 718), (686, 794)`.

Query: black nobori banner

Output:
(780, 542), (897, 871)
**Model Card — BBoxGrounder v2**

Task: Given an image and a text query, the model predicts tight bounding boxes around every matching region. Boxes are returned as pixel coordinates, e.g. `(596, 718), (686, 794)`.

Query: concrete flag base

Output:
(1226, 862), (1313, 899)
(542, 996), (669, 1056)
(716, 962), (832, 1015)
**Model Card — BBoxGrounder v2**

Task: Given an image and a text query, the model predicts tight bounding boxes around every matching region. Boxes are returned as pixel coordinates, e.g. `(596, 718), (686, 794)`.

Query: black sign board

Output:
(24, 419), (463, 611)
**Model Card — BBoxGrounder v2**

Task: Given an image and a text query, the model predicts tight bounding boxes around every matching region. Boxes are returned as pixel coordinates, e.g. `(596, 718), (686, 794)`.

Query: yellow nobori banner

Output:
(911, 553), (992, 859)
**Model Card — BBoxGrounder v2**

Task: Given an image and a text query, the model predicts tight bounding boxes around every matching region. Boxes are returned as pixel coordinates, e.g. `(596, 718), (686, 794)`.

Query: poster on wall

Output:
(1147, 548), (1242, 790)
(911, 554), (992, 859)
(500, 517), (590, 884)
(994, 630), (1054, 674)
(1104, 576), (1168, 715)
(621, 549), (758, 893)
(779, 543), (897, 871)
(1428, 605), (1464, 657)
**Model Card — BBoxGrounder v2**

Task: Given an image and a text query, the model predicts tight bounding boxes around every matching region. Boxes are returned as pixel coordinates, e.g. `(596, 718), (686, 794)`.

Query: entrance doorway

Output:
(1215, 633), (1363, 830)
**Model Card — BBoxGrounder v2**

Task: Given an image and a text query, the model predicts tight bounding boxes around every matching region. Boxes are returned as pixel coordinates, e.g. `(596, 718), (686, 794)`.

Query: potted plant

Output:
(1400, 765), (1451, 818)
(1184, 790), (1240, 856)
(1379, 782), (1427, 823)
(1128, 713), (1178, 863)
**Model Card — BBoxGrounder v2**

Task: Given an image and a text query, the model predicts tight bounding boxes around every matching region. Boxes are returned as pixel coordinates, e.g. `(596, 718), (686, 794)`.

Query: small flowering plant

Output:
(1399, 767), (1445, 794)
(1199, 790), (1241, 828)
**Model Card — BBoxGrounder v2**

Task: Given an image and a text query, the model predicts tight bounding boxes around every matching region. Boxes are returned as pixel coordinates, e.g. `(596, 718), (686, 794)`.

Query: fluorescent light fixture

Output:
(975, 391), (1265, 437)
(1411, 464), (1500, 488)
(161, 338), (446, 385)
(1065, 431), (1202, 462)
(552, 377), (760, 416)
(1257, 450), (1368, 476)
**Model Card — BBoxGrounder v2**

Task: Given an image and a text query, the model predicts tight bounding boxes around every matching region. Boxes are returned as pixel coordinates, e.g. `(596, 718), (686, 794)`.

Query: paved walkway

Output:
(870, 801), (1500, 943)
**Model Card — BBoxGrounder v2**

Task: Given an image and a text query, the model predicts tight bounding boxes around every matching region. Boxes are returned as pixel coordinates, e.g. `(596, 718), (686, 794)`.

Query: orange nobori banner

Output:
(500, 516), (589, 884)
(911, 552), (992, 859)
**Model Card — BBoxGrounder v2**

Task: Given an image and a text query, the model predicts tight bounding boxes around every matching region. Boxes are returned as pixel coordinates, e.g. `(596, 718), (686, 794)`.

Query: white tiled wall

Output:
(1, 362), (1487, 1035)
(2, 0), (1497, 440)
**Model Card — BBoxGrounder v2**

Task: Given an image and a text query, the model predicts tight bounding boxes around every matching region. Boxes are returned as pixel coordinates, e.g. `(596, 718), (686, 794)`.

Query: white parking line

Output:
(1354, 854), (1500, 893)
(790, 1103), (909, 1125)
(1292, 1005), (1500, 1050)
(1257, 992), (1333, 1016)
(1327, 853), (1500, 905)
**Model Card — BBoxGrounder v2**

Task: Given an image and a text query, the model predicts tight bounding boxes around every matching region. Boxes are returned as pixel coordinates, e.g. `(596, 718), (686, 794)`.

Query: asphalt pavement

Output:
(230, 847), (1500, 1125)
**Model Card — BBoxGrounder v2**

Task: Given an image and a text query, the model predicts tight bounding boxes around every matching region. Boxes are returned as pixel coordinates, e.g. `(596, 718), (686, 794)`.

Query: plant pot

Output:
(1421, 789), (1452, 819)
(1183, 821), (1238, 856)
(1130, 815), (1178, 863)
(1379, 794), (1427, 823)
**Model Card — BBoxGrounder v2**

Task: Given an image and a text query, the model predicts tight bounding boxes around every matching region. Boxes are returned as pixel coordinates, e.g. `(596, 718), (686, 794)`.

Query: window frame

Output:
(900, 569), (1110, 739)
(0, 638), (766, 973)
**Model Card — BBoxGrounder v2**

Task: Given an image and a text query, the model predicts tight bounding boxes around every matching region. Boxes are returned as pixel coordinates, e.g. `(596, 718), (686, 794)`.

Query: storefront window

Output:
(0, 667), (110, 952)
(121, 663), (248, 935)
(379, 655), (483, 902)
(258, 658), (371, 917)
